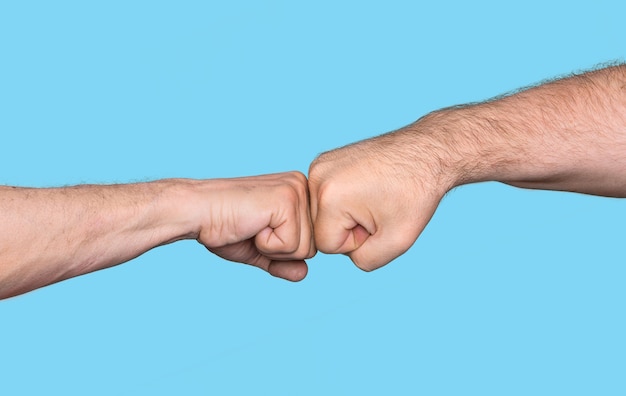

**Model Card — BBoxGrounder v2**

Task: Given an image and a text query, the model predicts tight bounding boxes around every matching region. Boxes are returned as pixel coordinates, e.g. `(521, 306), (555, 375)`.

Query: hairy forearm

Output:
(0, 180), (199, 299)
(411, 64), (626, 196)
(307, 64), (626, 271)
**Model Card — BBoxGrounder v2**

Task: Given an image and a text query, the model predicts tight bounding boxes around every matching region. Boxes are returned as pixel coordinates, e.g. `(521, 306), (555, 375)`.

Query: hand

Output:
(308, 125), (455, 271)
(193, 171), (316, 281)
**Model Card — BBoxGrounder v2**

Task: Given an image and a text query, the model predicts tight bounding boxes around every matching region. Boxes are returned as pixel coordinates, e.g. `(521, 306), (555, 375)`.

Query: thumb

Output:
(345, 227), (417, 271)
(312, 199), (375, 255)
(313, 202), (415, 271)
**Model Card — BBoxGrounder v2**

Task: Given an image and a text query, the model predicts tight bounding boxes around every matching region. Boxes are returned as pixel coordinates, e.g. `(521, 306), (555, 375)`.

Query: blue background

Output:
(1, 1), (625, 395)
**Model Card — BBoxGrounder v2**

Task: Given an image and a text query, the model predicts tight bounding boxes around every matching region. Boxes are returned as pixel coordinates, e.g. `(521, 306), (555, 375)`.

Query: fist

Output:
(195, 171), (316, 281)
(308, 129), (450, 271)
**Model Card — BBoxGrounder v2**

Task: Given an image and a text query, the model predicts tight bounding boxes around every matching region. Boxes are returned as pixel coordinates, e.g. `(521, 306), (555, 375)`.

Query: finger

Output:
(274, 177), (316, 260)
(312, 189), (375, 254)
(209, 242), (308, 281)
(315, 216), (373, 254)
(243, 255), (308, 282)
(255, 174), (315, 260)
(254, 189), (301, 256)
(300, 177), (316, 259)
(238, 253), (308, 282)
(209, 239), (271, 270)
(346, 227), (416, 272)
(261, 208), (315, 260)
(308, 173), (320, 225)
(267, 260), (308, 282)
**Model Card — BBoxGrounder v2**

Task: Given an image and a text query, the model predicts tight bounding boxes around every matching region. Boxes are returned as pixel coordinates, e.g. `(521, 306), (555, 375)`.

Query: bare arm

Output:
(437, 64), (626, 195)
(0, 172), (315, 299)
(309, 64), (626, 270)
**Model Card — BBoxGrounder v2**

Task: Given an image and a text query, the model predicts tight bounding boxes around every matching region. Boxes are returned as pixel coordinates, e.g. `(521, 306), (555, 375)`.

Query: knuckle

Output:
(292, 170), (308, 184)
(280, 172), (308, 201)
(275, 182), (300, 203)
(283, 170), (307, 186)
(308, 158), (320, 176)
(308, 153), (331, 181)
(315, 178), (337, 204)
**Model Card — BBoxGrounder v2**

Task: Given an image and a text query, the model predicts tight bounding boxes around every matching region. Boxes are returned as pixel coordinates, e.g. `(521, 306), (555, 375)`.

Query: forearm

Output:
(307, 64), (626, 271)
(0, 180), (199, 299)
(412, 65), (626, 196)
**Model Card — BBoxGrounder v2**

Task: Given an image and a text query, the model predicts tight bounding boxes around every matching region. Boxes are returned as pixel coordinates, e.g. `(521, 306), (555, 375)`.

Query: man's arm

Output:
(0, 172), (315, 299)
(308, 64), (626, 270)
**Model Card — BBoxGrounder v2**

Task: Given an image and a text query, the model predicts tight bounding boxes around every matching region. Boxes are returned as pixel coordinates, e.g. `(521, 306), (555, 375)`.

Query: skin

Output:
(0, 171), (315, 299)
(309, 64), (626, 271)
(2, 64), (624, 299)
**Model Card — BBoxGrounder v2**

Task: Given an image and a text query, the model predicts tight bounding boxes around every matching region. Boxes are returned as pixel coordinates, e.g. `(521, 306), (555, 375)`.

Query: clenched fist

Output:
(195, 171), (317, 281)
(308, 121), (458, 271)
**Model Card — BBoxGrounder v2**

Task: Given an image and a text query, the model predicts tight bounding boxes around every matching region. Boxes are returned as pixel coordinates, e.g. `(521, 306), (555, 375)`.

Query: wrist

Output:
(411, 104), (529, 190)
(393, 107), (489, 194)
(146, 179), (207, 244)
